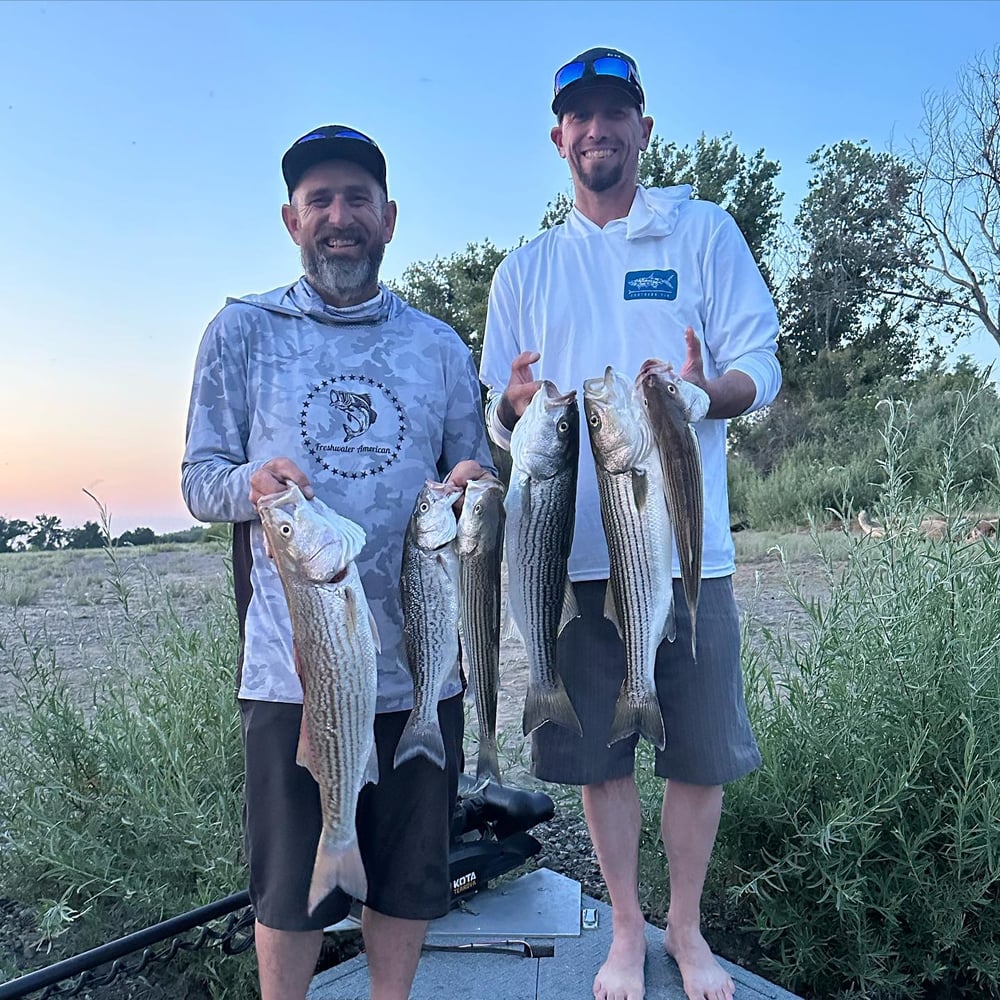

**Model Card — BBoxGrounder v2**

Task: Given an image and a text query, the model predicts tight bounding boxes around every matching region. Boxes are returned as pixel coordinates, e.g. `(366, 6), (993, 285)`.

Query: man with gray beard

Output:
(182, 124), (493, 1000)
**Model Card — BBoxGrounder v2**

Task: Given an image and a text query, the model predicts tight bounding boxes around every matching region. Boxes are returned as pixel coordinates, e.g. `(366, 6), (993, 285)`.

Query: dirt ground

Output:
(0, 542), (830, 744)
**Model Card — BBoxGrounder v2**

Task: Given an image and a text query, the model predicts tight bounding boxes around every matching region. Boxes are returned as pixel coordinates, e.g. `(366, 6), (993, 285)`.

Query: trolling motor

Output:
(447, 774), (555, 903)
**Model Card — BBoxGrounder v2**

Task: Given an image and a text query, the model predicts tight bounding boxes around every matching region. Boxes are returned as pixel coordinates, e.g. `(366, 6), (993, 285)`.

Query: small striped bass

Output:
(257, 484), (380, 914)
(636, 362), (708, 658)
(397, 479), (462, 770)
(457, 474), (506, 786)
(584, 367), (672, 750)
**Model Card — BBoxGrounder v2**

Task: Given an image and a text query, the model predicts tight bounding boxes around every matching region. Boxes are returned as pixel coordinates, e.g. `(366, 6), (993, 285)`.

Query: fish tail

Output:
(608, 688), (667, 751)
(475, 738), (503, 788)
(393, 715), (447, 770)
(307, 833), (367, 914)
(522, 680), (582, 737)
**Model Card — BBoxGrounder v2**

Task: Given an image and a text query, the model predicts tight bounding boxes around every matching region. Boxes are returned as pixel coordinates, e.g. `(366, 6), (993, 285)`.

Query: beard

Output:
(576, 155), (627, 193)
(301, 232), (385, 303)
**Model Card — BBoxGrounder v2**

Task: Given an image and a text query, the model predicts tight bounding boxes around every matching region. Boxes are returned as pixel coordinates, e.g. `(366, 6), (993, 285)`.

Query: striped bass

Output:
(636, 362), (709, 658)
(506, 380), (582, 737)
(396, 479), (462, 770)
(256, 484), (380, 913)
(457, 474), (506, 787)
(584, 367), (672, 750)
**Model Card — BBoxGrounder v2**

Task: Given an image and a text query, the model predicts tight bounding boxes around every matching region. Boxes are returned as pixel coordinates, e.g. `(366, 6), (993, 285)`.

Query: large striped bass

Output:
(256, 484), (380, 914)
(636, 362), (709, 658)
(396, 479), (462, 770)
(506, 380), (582, 738)
(584, 367), (672, 750)
(456, 474), (506, 787)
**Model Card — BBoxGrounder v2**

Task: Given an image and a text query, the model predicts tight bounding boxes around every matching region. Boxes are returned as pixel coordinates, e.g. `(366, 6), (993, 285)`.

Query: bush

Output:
(716, 381), (1000, 998)
(0, 549), (253, 998)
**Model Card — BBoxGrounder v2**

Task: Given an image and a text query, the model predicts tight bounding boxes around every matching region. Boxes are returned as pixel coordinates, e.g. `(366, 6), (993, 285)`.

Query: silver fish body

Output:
(637, 362), (707, 658)
(396, 480), (462, 770)
(456, 474), (507, 786)
(506, 380), (583, 737)
(257, 484), (380, 914)
(584, 367), (672, 750)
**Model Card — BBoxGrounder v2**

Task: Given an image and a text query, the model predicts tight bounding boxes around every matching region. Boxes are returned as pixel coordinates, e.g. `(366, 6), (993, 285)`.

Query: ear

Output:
(550, 124), (568, 160)
(281, 202), (302, 246)
(382, 199), (398, 244)
(639, 115), (654, 151)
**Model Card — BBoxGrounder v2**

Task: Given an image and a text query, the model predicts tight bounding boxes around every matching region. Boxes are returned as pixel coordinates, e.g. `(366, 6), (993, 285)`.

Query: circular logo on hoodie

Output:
(300, 374), (405, 479)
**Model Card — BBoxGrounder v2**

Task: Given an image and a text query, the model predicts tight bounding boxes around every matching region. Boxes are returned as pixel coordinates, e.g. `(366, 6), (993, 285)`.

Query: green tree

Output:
(541, 132), (784, 283)
(391, 240), (509, 370)
(65, 521), (106, 550)
(0, 517), (31, 553)
(908, 47), (1000, 350)
(27, 514), (65, 551)
(780, 140), (925, 382)
(115, 526), (157, 547)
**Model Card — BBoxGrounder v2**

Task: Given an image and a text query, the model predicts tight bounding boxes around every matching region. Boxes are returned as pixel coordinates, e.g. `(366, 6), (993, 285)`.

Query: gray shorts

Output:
(240, 694), (463, 931)
(532, 577), (760, 787)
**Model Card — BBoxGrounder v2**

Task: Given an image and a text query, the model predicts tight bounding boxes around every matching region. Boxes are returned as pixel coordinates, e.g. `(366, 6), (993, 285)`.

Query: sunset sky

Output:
(2, 0), (997, 534)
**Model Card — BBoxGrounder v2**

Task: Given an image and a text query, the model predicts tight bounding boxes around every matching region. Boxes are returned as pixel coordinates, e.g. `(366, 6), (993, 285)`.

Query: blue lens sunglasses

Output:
(553, 55), (641, 99)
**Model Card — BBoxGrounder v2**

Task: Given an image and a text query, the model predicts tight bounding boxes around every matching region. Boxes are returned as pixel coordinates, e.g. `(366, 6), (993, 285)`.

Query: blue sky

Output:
(1, 0), (997, 533)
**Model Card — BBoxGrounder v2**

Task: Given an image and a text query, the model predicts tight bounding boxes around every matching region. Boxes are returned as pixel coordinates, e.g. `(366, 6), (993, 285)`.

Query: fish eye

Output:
(589, 413), (600, 427)
(666, 383), (677, 394)
(419, 501), (430, 514)
(557, 420), (569, 433)
(280, 524), (292, 536)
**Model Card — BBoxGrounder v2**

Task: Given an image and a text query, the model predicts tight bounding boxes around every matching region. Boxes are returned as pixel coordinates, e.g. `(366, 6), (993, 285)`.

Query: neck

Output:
(306, 278), (380, 308)
(573, 182), (639, 228)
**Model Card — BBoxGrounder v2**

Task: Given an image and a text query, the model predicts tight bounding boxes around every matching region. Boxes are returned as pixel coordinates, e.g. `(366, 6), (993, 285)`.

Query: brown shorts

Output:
(240, 694), (464, 931)
(531, 577), (761, 787)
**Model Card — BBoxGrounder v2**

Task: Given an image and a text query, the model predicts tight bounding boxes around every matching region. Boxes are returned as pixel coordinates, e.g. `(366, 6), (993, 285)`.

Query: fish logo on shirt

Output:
(330, 389), (378, 442)
(624, 269), (678, 301)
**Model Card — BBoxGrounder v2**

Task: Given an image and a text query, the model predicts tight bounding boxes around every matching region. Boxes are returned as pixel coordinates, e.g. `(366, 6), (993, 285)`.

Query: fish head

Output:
(409, 479), (462, 552)
(583, 367), (650, 473)
(456, 474), (506, 557)
(511, 380), (579, 481)
(636, 362), (709, 424)
(257, 484), (366, 584)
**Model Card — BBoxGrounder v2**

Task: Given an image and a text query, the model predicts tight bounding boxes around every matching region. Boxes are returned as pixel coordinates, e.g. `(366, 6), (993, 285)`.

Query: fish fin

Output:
(522, 679), (582, 737)
(631, 468), (649, 511)
(557, 579), (580, 636)
(367, 607), (382, 653)
(363, 743), (379, 787)
(393, 714), (447, 770)
(307, 833), (367, 914)
(294, 708), (321, 782)
(665, 599), (677, 644)
(501, 603), (523, 643)
(603, 583), (623, 640)
(475, 739), (502, 788)
(608, 685), (666, 751)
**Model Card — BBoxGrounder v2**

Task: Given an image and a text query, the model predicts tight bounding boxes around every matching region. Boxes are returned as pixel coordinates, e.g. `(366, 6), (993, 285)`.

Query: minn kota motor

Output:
(447, 774), (555, 904)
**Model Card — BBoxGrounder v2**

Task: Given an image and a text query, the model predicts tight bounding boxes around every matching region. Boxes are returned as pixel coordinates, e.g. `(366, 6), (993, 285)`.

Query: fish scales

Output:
(256, 485), (379, 915)
(638, 366), (705, 659)
(457, 476), (506, 787)
(396, 480), (461, 770)
(506, 381), (582, 737)
(585, 368), (671, 750)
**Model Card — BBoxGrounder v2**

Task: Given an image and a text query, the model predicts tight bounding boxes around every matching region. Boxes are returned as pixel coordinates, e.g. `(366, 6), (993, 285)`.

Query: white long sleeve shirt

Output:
(479, 185), (781, 582)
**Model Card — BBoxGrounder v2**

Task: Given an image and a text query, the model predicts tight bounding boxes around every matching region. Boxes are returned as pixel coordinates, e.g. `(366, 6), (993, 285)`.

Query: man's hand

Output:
(497, 351), (542, 430)
(249, 458), (315, 508)
(444, 460), (492, 516)
(678, 327), (708, 392)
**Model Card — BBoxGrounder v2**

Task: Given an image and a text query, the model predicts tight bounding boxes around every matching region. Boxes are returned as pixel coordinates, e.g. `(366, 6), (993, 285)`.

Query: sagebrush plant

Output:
(0, 530), (254, 997)
(713, 381), (1000, 998)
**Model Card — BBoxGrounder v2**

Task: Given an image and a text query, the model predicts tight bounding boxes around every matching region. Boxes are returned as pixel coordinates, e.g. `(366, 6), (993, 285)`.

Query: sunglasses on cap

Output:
(295, 127), (377, 146)
(553, 55), (642, 99)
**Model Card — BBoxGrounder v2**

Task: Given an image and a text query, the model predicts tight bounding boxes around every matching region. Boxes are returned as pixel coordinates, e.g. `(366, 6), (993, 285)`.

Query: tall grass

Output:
(0, 535), (253, 997)
(708, 382), (1000, 998)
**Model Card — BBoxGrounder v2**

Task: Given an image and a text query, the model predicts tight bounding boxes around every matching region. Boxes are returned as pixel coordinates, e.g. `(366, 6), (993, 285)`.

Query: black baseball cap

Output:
(551, 47), (645, 117)
(281, 125), (388, 199)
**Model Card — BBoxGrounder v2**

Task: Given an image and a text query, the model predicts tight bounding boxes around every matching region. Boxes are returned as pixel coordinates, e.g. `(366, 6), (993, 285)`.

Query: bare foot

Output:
(593, 919), (647, 1000)
(664, 924), (734, 1000)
